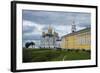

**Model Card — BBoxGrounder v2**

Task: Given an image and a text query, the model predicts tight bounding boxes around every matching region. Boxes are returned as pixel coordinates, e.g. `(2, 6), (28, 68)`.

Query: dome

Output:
(48, 25), (52, 34)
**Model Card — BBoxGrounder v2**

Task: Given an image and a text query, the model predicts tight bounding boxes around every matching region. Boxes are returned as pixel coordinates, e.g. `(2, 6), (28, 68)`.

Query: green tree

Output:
(25, 42), (35, 48)
(25, 42), (30, 48)
(30, 42), (35, 48)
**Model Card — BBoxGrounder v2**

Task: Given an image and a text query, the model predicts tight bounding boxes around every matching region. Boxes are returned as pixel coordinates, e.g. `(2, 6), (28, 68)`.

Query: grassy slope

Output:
(23, 48), (91, 63)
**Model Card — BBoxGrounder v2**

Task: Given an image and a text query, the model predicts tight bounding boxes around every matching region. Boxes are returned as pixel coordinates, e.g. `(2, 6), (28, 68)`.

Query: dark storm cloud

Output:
(22, 10), (91, 27)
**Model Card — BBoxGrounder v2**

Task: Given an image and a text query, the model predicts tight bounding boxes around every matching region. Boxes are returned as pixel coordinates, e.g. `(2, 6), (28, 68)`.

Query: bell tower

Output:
(72, 20), (76, 33)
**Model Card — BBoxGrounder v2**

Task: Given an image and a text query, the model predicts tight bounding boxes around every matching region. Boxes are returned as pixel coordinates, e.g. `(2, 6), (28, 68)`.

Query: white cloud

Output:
(23, 20), (45, 36)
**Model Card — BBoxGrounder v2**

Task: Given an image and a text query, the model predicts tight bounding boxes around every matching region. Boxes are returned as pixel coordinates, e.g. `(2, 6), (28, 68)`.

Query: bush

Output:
(82, 49), (86, 51)
(75, 49), (80, 52)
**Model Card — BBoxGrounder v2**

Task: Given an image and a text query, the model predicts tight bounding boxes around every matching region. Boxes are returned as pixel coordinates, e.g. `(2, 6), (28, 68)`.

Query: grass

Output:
(23, 48), (91, 63)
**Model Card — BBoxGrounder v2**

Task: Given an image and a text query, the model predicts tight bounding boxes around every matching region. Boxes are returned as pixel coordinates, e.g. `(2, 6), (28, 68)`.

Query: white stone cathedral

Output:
(40, 25), (61, 49)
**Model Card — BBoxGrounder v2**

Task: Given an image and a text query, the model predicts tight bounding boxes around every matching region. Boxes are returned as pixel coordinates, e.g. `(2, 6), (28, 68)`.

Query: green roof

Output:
(62, 27), (91, 38)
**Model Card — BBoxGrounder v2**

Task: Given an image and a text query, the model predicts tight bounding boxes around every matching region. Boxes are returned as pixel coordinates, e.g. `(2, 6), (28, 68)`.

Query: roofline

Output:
(62, 27), (91, 38)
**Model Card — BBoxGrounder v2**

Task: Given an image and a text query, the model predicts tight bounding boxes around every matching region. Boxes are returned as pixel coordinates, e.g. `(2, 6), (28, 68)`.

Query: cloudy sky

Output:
(22, 10), (91, 48)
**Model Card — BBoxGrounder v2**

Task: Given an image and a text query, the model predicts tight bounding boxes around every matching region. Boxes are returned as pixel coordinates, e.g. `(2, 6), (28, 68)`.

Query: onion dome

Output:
(48, 25), (52, 34)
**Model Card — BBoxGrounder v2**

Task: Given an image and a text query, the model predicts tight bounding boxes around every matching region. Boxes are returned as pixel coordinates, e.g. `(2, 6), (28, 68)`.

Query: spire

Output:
(72, 20), (76, 33)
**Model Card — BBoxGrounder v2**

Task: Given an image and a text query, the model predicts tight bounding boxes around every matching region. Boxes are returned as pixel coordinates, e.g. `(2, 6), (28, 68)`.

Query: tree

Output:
(25, 42), (30, 48)
(30, 42), (35, 48)
(25, 42), (35, 48)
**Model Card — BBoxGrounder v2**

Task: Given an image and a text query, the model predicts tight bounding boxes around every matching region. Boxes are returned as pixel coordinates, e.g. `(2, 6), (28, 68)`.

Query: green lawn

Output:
(23, 48), (91, 63)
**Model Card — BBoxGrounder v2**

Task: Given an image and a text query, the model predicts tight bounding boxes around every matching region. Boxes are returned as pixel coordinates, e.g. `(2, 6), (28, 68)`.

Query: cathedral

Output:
(40, 21), (91, 50)
(40, 25), (61, 49)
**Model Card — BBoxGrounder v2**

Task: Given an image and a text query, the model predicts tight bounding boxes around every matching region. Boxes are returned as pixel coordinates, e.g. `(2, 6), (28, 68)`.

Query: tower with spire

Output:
(71, 20), (76, 33)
